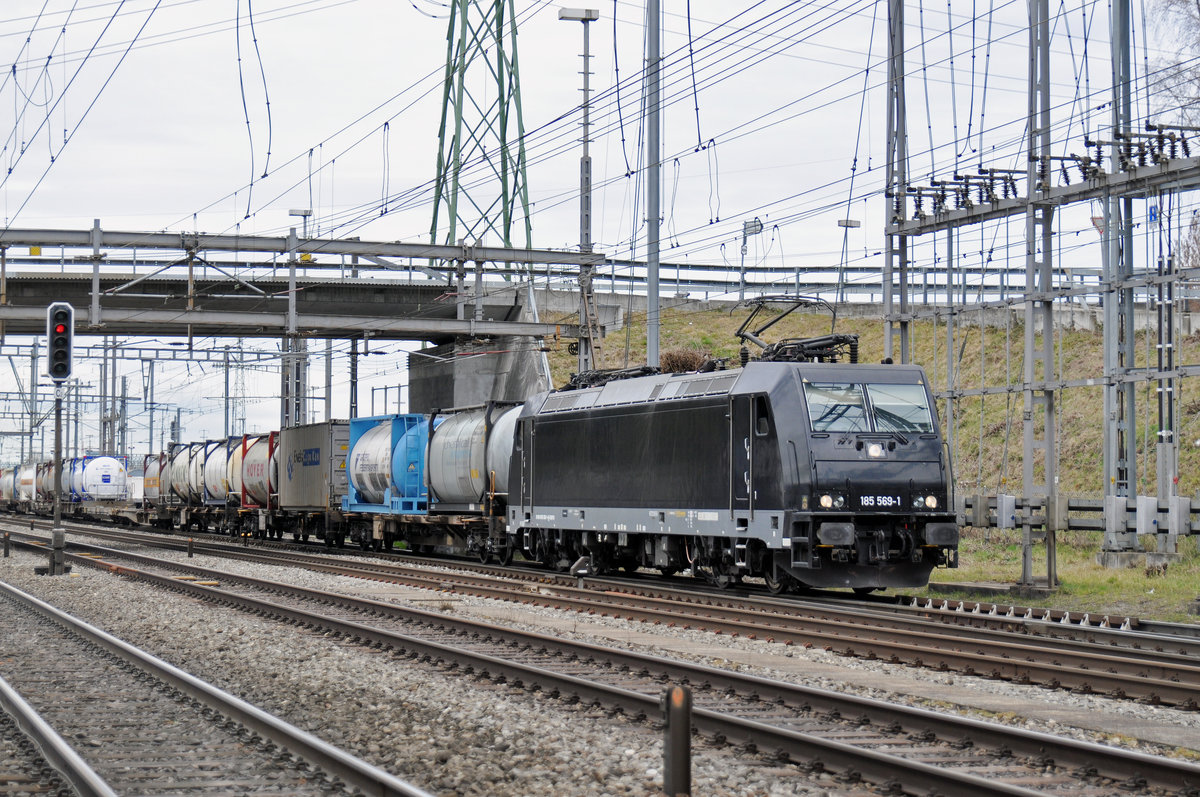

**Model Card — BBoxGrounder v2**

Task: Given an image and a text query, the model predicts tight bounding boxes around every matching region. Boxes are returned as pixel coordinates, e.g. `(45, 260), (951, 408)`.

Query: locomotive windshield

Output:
(804, 381), (934, 434)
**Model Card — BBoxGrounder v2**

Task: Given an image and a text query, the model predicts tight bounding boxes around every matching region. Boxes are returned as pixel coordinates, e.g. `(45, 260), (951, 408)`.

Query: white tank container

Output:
(241, 435), (275, 506)
(38, 462), (56, 500)
(143, 455), (162, 502)
(82, 456), (127, 500)
(169, 447), (191, 501)
(70, 459), (85, 498)
(128, 476), (144, 503)
(203, 441), (230, 501)
(186, 444), (206, 501)
(17, 463), (35, 502)
(227, 438), (248, 503)
(348, 420), (393, 505)
(0, 468), (13, 502)
(429, 406), (521, 504)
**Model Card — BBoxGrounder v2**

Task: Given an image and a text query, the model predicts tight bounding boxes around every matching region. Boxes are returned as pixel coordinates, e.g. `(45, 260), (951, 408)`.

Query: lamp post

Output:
(284, 210), (312, 428)
(560, 7), (600, 373)
(739, 218), (763, 301)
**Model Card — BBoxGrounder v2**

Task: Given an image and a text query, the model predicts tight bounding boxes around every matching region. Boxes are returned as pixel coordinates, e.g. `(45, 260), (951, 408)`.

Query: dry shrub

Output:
(660, 347), (709, 373)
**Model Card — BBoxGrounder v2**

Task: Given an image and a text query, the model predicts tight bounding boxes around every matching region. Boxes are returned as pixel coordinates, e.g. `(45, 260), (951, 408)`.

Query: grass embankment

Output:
(543, 299), (1200, 621)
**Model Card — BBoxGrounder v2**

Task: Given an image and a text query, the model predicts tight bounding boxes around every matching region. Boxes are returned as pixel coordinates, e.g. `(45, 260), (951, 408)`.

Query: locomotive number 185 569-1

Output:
(860, 495), (901, 508)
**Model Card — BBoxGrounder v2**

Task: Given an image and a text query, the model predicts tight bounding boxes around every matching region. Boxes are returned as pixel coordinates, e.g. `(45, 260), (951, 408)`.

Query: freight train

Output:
(0, 335), (960, 592)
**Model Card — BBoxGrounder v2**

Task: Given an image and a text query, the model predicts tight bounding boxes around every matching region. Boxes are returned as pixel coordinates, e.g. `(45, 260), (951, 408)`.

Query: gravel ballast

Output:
(3, 539), (1199, 795)
(0, 549), (829, 796)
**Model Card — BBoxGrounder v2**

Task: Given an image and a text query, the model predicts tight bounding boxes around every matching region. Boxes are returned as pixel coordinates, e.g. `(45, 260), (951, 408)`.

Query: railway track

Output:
(17, 520), (1199, 711)
(0, 576), (431, 797)
(63, 516), (1196, 644)
(9, 533), (1200, 795)
(11, 514), (1194, 637)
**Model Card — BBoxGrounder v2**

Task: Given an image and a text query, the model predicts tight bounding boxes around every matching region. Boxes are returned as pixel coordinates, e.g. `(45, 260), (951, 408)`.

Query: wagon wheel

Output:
(764, 569), (790, 595)
(495, 545), (513, 566)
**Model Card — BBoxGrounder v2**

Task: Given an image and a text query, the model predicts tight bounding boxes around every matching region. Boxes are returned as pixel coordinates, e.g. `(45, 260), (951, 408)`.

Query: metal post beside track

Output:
(662, 685), (692, 797)
(49, 387), (65, 576)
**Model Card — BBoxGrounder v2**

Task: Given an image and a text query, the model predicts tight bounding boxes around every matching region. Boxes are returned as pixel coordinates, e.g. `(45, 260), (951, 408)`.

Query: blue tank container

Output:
(343, 414), (437, 515)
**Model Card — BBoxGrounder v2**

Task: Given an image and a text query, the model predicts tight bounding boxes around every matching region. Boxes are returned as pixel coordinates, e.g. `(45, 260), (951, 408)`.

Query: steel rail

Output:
(0, 579), (434, 797)
(0, 674), (116, 797)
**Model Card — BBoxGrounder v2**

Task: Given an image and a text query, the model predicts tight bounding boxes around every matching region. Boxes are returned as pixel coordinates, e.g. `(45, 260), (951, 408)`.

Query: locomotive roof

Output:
(529, 360), (928, 416)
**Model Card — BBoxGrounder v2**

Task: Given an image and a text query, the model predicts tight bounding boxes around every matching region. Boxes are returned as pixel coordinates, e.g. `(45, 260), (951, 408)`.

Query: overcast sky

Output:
(0, 1), (1161, 461)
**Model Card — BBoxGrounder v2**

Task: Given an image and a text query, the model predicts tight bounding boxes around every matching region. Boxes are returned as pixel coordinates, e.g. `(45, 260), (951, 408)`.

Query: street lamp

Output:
(288, 208), (313, 239)
(560, 7), (601, 372)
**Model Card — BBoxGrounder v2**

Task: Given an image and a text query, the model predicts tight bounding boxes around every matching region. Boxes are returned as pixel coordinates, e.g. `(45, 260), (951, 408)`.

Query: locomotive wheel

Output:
(853, 586), (879, 596)
(764, 570), (791, 595)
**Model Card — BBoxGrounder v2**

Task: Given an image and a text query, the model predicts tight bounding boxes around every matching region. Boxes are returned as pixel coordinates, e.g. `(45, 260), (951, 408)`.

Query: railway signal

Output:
(46, 302), (74, 382)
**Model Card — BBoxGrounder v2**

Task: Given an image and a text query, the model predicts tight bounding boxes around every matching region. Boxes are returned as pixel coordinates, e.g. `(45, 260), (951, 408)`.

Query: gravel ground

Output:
(0, 548), (839, 796)
(3, 539), (1199, 796)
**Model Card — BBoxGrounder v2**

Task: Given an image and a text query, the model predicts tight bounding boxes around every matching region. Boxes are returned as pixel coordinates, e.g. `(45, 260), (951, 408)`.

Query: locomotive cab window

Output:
(803, 381), (933, 434)
(866, 384), (934, 434)
(754, 396), (771, 437)
(803, 383), (868, 432)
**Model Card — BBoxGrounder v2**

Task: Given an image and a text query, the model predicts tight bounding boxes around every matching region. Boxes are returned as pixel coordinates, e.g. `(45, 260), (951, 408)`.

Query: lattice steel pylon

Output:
(431, 0), (532, 251)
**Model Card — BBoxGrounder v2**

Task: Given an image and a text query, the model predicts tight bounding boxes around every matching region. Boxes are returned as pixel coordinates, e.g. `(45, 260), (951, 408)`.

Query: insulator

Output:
(1075, 156), (1089, 180)
(1060, 163), (1071, 185)
(849, 339), (859, 364)
(1170, 135), (1179, 159)
(1182, 136), (1191, 158)
(1138, 141), (1148, 167)
(739, 346), (750, 367)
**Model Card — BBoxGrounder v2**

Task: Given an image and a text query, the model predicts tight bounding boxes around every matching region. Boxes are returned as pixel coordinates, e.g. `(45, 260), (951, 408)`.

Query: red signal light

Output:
(54, 323), (66, 334)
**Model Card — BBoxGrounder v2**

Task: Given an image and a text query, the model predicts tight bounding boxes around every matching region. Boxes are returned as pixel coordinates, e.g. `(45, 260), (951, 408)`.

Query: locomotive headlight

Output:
(867, 443), (885, 458)
(819, 493), (845, 509)
(925, 495), (939, 509)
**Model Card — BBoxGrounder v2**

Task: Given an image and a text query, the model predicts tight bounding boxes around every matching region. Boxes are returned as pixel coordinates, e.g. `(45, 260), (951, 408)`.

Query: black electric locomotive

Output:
(508, 306), (959, 592)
